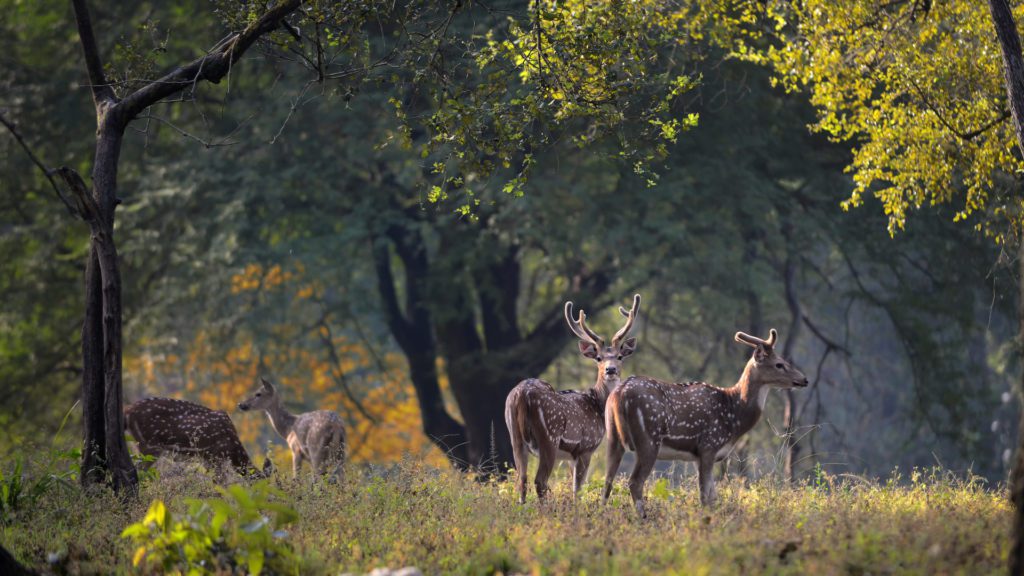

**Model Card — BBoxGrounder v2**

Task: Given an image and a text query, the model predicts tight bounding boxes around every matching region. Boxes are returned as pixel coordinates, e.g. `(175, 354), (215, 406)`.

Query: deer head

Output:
(565, 294), (641, 386)
(238, 377), (279, 412)
(734, 329), (808, 389)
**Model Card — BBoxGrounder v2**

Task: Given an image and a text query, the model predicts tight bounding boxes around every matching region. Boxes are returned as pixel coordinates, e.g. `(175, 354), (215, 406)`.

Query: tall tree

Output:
(64, 0), (304, 492)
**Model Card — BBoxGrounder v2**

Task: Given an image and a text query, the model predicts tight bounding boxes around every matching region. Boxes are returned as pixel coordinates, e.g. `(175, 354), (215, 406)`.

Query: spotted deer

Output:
(504, 294), (641, 503)
(603, 329), (807, 515)
(124, 397), (271, 478)
(238, 377), (346, 481)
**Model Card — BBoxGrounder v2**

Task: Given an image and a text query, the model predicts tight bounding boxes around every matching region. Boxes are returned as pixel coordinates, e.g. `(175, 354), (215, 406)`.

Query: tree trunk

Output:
(73, 114), (138, 493)
(407, 349), (470, 467)
(1013, 236), (1024, 576)
(781, 231), (803, 483)
(80, 246), (106, 485)
(984, 2), (1024, 573)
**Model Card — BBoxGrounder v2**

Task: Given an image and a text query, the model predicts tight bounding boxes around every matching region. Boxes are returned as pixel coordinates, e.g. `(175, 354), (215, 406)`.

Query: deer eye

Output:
(255, 393), (262, 397)
(617, 355), (623, 360)
(775, 363), (784, 370)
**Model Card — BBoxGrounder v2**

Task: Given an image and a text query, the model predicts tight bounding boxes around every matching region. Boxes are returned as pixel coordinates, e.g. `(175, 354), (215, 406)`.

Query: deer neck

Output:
(590, 372), (618, 407)
(728, 361), (771, 436)
(263, 398), (298, 440)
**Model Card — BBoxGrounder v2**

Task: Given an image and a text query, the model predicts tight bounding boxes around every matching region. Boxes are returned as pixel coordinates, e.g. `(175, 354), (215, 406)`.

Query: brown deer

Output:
(603, 329), (807, 515)
(124, 397), (271, 478)
(505, 294), (641, 503)
(238, 377), (346, 481)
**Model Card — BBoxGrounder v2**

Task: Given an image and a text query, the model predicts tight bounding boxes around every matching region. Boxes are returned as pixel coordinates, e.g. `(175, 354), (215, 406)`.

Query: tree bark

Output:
(372, 230), (470, 467)
(80, 245), (106, 485)
(985, 2), (1024, 574)
(781, 248), (803, 483)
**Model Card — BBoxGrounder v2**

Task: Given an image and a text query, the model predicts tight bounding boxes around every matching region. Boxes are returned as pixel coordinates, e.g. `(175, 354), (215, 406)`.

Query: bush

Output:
(121, 481), (300, 575)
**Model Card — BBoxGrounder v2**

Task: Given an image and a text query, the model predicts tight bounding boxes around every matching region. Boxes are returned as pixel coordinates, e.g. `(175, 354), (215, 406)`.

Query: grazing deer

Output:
(238, 377), (347, 481)
(124, 397), (271, 478)
(504, 294), (641, 503)
(603, 329), (807, 515)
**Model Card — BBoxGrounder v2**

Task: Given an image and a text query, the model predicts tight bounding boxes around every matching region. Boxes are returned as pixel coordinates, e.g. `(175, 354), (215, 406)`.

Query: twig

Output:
(0, 111), (77, 216)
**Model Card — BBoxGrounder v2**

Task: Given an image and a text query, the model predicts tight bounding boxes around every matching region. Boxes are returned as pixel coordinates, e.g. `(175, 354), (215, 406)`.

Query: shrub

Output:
(121, 481), (300, 575)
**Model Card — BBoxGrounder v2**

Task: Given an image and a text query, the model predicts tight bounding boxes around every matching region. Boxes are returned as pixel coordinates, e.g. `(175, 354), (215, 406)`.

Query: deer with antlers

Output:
(603, 329), (807, 515)
(504, 294), (641, 503)
(124, 397), (272, 479)
(238, 377), (347, 481)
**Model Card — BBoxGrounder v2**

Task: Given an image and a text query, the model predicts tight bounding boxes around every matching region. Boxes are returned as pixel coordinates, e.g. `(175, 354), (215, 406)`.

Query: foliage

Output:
(706, 0), (1024, 239)
(421, 0), (700, 205)
(0, 0), (1019, 481)
(121, 481), (300, 575)
(0, 458), (1010, 574)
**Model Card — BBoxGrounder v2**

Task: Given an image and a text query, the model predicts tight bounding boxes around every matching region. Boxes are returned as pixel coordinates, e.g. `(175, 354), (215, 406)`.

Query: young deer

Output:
(238, 377), (347, 481)
(504, 294), (641, 503)
(124, 397), (271, 478)
(604, 329), (807, 515)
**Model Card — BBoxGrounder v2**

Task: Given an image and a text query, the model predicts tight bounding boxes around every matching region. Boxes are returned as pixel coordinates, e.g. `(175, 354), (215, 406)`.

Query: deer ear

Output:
(619, 337), (637, 358)
(260, 377), (273, 391)
(754, 345), (770, 362)
(578, 340), (600, 359)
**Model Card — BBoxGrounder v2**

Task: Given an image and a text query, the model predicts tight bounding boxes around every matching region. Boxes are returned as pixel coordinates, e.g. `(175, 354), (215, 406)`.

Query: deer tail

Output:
(332, 422), (347, 464)
(505, 386), (529, 474)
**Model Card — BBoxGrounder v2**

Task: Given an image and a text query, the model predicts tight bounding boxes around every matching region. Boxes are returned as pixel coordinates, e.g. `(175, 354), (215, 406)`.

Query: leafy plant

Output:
(0, 459), (72, 525)
(121, 481), (301, 575)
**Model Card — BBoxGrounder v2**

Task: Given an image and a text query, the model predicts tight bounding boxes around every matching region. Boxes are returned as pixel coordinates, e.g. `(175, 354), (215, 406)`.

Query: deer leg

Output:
(603, 437), (625, 503)
(697, 450), (717, 507)
(534, 441), (557, 500)
(512, 445), (529, 504)
(572, 455), (591, 499)
(628, 439), (658, 519)
(291, 448), (304, 479)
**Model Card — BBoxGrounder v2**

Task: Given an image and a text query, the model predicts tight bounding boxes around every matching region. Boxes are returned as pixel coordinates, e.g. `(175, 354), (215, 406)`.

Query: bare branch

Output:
(70, 0), (117, 107)
(0, 111), (77, 216)
(315, 312), (379, 425)
(133, 112), (240, 148)
(802, 313), (852, 356)
(56, 166), (98, 222)
(118, 0), (305, 122)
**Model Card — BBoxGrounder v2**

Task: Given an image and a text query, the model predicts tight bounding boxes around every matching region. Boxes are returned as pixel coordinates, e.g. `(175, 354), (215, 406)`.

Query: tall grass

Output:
(0, 451), (1011, 575)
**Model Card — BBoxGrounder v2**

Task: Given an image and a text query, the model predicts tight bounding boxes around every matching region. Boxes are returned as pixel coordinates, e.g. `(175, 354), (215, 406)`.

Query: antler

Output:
(612, 294), (641, 347)
(734, 328), (778, 349)
(565, 301), (604, 347)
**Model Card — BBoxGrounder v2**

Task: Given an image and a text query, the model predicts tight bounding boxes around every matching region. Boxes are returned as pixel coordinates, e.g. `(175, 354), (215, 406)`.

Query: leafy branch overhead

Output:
(413, 0), (701, 211)
(692, 0), (1024, 239)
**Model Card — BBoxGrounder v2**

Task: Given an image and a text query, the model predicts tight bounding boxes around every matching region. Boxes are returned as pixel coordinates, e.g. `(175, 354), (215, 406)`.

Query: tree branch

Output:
(118, 0), (304, 121)
(56, 166), (99, 223)
(70, 0), (117, 107)
(0, 111), (77, 216)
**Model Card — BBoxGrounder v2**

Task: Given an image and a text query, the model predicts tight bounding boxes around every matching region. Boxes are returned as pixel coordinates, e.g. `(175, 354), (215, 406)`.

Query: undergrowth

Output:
(0, 451), (1011, 575)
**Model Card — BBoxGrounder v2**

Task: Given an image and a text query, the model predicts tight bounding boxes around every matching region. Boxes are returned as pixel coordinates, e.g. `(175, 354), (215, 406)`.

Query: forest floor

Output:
(0, 454), (1011, 575)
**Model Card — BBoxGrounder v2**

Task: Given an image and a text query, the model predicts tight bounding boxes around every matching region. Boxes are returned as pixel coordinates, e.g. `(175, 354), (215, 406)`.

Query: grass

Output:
(0, 452), (1012, 575)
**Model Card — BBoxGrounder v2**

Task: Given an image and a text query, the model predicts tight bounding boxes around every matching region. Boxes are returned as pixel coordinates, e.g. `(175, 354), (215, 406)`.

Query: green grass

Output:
(0, 454), (1011, 575)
